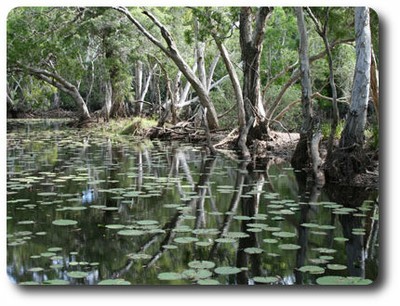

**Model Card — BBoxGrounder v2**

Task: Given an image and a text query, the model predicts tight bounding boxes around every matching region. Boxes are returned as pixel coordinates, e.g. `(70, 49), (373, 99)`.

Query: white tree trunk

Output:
(340, 7), (371, 148)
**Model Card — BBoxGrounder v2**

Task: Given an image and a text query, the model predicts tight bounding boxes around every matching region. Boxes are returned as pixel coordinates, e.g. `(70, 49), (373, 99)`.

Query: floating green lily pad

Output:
(188, 260), (216, 270)
(117, 229), (145, 236)
(43, 279), (70, 285)
(215, 237), (236, 243)
(244, 247), (264, 254)
(162, 244), (178, 250)
(173, 237), (199, 244)
(298, 265), (325, 274)
(98, 279), (131, 285)
(67, 271), (89, 278)
(214, 266), (241, 275)
(126, 253), (152, 260)
(157, 272), (182, 281)
(224, 232), (250, 239)
(233, 215), (252, 221)
(272, 231), (297, 238)
(263, 238), (278, 244)
(195, 241), (213, 247)
(52, 219), (78, 226)
(182, 269), (212, 279)
(40, 252), (56, 257)
(197, 279), (220, 285)
(300, 223), (319, 228)
(278, 244), (301, 250)
(334, 237), (349, 242)
(327, 264), (347, 271)
(28, 267), (44, 272)
(316, 276), (373, 285)
(47, 247), (62, 252)
(137, 220), (159, 226)
(17, 220), (35, 225)
(105, 224), (126, 230)
(19, 281), (40, 285)
(253, 276), (279, 284)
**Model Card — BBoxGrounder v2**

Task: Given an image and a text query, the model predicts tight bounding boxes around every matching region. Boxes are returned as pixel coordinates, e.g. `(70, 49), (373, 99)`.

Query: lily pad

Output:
(244, 247), (264, 254)
(298, 265), (325, 274)
(157, 272), (182, 281)
(67, 271), (89, 279)
(137, 220), (159, 226)
(43, 279), (70, 285)
(316, 276), (373, 285)
(28, 267), (44, 272)
(224, 232), (250, 239)
(162, 245), (178, 250)
(98, 279), (131, 285)
(188, 260), (216, 270)
(117, 229), (145, 236)
(334, 237), (349, 242)
(263, 238), (278, 244)
(126, 253), (152, 260)
(105, 224), (126, 230)
(253, 276), (279, 284)
(272, 231), (297, 238)
(47, 247), (62, 252)
(52, 219), (78, 226)
(197, 279), (220, 285)
(173, 237), (199, 244)
(278, 244), (301, 250)
(214, 266), (241, 275)
(327, 264), (347, 271)
(182, 269), (212, 280)
(215, 237), (236, 243)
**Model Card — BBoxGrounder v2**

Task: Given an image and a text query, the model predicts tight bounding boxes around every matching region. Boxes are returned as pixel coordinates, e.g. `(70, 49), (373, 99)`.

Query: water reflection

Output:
(6, 120), (379, 285)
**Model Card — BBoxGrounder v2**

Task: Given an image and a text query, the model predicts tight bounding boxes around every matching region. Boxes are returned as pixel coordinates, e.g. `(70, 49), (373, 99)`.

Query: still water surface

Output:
(6, 119), (379, 285)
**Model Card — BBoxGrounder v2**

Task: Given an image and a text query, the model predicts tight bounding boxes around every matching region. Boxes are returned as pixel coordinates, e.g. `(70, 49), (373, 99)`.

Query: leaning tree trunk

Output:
(214, 38), (250, 160)
(239, 7), (272, 141)
(114, 7), (219, 130)
(20, 64), (90, 121)
(325, 7), (372, 183)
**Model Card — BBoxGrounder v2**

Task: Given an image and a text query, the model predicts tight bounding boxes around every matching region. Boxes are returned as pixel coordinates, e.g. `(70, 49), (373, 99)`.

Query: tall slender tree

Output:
(326, 7), (372, 182)
(291, 7), (323, 183)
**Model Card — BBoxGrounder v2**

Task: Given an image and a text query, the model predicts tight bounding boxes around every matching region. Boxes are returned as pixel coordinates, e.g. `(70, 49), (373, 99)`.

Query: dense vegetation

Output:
(7, 7), (379, 185)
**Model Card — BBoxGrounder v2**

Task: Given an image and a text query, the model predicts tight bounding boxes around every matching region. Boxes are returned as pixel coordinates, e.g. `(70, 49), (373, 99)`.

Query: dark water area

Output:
(6, 119), (379, 285)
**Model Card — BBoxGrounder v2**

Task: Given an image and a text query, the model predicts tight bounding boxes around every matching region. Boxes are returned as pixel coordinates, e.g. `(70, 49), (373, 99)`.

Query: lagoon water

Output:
(6, 119), (379, 285)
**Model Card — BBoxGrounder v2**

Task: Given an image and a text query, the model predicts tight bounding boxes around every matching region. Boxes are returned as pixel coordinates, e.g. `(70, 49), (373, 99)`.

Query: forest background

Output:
(1, 0), (399, 305)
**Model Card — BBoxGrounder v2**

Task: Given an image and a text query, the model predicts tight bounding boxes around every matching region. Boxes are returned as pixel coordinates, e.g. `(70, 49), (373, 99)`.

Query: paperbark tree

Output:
(114, 6), (219, 130)
(239, 7), (273, 140)
(17, 64), (91, 120)
(326, 7), (372, 182)
(340, 7), (372, 148)
(291, 7), (323, 182)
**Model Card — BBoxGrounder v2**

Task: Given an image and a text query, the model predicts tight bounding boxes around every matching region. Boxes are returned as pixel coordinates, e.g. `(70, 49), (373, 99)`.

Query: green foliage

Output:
(321, 120), (345, 140)
(365, 124), (379, 150)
